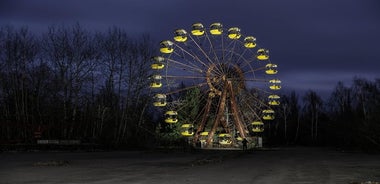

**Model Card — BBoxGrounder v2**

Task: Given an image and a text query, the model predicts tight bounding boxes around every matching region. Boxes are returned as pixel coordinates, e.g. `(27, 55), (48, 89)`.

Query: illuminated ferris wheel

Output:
(150, 22), (280, 149)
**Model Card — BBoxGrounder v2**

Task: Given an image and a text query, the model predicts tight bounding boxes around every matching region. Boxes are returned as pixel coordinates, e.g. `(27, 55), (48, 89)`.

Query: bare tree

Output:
(303, 90), (323, 141)
(42, 24), (97, 139)
(328, 81), (352, 116)
(96, 29), (153, 145)
(352, 77), (377, 121)
(279, 91), (300, 143)
(0, 26), (38, 142)
(119, 34), (153, 145)
(351, 78), (380, 148)
(97, 27), (131, 144)
(0, 24), (156, 148)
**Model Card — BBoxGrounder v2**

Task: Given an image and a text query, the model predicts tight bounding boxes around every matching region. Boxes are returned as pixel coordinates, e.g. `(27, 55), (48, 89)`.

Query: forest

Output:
(0, 24), (379, 151)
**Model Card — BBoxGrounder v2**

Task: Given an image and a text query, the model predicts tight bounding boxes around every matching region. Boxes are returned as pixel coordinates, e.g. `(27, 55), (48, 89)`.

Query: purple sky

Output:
(1, 0), (380, 99)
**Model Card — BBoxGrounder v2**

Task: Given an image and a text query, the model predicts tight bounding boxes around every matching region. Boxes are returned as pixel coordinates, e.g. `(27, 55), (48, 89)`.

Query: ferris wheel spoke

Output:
(242, 100), (262, 120)
(165, 82), (208, 95)
(238, 60), (255, 72)
(236, 52), (254, 79)
(170, 51), (204, 70)
(243, 78), (268, 82)
(245, 88), (273, 110)
(175, 91), (207, 115)
(190, 34), (222, 73)
(204, 33), (221, 65)
(237, 47), (259, 69)
(204, 32), (227, 75)
(254, 86), (273, 96)
(226, 40), (239, 61)
(166, 58), (204, 73)
(234, 48), (249, 66)
(173, 44), (212, 70)
(188, 35), (224, 75)
(242, 66), (267, 75)
(188, 94), (209, 124)
(165, 75), (206, 79)
(248, 94), (270, 112)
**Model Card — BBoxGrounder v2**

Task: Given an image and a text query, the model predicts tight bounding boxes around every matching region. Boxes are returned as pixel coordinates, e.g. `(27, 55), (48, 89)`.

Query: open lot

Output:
(1, 147), (379, 184)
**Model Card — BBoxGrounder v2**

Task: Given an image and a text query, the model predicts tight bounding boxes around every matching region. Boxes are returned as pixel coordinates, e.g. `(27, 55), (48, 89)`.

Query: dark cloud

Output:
(1, 0), (379, 97)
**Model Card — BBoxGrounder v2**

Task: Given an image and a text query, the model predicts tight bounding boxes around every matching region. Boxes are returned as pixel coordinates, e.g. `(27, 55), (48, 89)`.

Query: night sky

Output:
(1, 0), (380, 99)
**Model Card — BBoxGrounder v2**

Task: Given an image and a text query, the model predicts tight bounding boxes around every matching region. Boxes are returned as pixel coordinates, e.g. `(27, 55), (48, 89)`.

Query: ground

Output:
(0, 147), (379, 184)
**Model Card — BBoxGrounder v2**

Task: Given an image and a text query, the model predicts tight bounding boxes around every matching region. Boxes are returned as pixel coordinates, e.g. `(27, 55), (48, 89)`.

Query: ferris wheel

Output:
(150, 22), (280, 149)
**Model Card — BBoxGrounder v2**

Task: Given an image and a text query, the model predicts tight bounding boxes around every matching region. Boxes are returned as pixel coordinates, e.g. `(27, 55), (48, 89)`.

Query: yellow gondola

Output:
(199, 131), (209, 148)
(160, 40), (174, 54)
(200, 132), (209, 135)
(263, 109), (275, 113)
(262, 109), (275, 120)
(199, 131), (209, 142)
(269, 79), (281, 90)
(266, 69), (278, 75)
(269, 100), (280, 105)
(244, 36), (256, 48)
(251, 121), (264, 133)
(150, 82), (162, 88)
(149, 75), (162, 88)
(270, 85), (281, 90)
(153, 94), (166, 107)
(265, 63), (278, 74)
(181, 124), (194, 137)
(218, 133), (232, 145)
(268, 94), (280, 99)
(228, 27), (241, 39)
(164, 111), (178, 124)
(174, 29), (187, 42)
(151, 56), (165, 70)
(210, 23), (223, 35)
(266, 63), (278, 69)
(268, 94), (280, 105)
(257, 48), (269, 60)
(191, 23), (205, 36)
(269, 79), (281, 84)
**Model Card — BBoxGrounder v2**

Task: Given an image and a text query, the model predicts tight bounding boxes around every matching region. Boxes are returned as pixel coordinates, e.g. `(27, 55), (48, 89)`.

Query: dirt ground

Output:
(0, 147), (379, 184)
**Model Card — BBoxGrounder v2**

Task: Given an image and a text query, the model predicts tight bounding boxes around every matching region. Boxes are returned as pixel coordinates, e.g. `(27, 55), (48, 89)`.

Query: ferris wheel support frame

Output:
(193, 95), (213, 145)
(206, 84), (228, 147)
(228, 81), (247, 140)
(203, 81), (248, 148)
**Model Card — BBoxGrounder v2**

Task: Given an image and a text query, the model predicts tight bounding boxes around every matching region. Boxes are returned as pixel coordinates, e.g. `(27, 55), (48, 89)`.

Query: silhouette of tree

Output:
(302, 90), (323, 142)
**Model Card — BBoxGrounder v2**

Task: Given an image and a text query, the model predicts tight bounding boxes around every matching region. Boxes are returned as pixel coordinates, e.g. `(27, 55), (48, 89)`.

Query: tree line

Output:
(0, 24), (155, 148)
(0, 24), (379, 150)
(271, 78), (380, 151)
